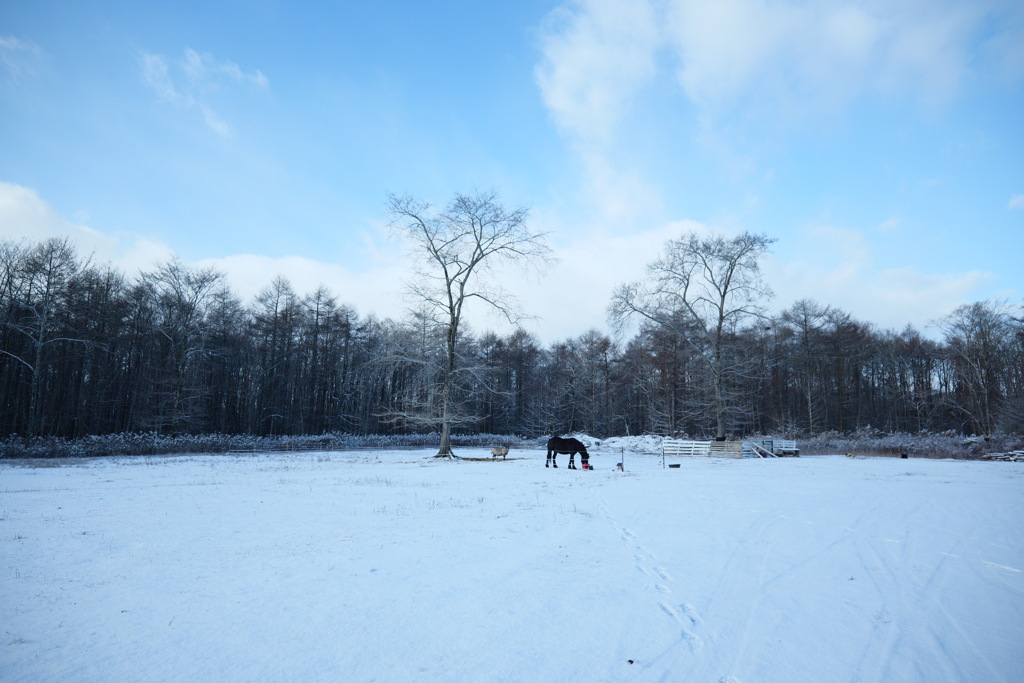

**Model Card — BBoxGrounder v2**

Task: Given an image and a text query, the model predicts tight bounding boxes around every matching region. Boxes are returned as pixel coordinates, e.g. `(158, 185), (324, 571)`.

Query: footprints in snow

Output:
(588, 490), (706, 653)
(632, 554), (672, 580)
(660, 600), (702, 626)
(618, 523), (703, 650)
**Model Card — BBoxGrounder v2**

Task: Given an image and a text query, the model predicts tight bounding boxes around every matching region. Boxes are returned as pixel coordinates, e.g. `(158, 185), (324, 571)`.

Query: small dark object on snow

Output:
(900, 453), (908, 459)
(628, 660), (634, 665)
(668, 463), (681, 468)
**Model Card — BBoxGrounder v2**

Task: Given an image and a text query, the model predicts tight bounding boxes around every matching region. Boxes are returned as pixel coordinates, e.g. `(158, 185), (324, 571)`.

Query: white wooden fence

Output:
(661, 440), (711, 457)
(662, 438), (799, 459)
(760, 439), (799, 455)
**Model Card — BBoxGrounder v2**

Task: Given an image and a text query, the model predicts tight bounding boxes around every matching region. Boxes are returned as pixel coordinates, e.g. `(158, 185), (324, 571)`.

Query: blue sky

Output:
(2, 0), (1022, 342)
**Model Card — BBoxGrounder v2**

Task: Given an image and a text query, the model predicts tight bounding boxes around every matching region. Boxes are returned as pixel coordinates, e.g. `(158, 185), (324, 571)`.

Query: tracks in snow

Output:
(591, 489), (705, 653)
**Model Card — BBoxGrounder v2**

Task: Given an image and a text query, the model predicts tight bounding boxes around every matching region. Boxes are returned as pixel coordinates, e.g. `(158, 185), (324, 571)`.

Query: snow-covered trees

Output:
(1, 238), (84, 436)
(1, 232), (1022, 441)
(938, 301), (1021, 434)
(610, 231), (776, 439)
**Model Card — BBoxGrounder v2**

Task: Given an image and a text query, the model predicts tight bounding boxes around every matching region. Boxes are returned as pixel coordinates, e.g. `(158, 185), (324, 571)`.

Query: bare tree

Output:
(938, 301), (1014, 434)
(251, 276), (301, 435)
(143, 258), (224, 432)
(781, 299), (833, 433)
(610, 231), (775, 439)
(1, 238), (82, 435)
(387, 190), (551, 457)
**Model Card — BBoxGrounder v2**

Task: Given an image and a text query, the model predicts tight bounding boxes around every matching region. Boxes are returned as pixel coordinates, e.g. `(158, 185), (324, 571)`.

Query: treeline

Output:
(2, 237), (1022, 440)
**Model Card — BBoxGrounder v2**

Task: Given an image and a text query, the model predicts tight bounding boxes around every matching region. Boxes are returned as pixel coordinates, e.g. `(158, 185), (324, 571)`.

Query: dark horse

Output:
(546, 436), (590, 469)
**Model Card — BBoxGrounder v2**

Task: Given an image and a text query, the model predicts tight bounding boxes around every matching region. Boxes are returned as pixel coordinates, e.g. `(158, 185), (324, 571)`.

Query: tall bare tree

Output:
(781, 299), (833, 433)
(2, 238), (82, 436)
(938, 301), (1014, 434)
(387, 190), (550, 457)
(144, 258), (224, 432)
(611, 231), (775, 439)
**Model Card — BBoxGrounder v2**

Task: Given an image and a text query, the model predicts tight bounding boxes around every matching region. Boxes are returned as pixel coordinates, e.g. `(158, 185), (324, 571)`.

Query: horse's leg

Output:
(546, 450), (550, 467)
(568, 453), (576, 469)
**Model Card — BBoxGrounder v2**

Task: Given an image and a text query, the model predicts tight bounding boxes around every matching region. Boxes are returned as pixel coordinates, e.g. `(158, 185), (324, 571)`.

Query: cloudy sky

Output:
(2, 0), (1022, 342)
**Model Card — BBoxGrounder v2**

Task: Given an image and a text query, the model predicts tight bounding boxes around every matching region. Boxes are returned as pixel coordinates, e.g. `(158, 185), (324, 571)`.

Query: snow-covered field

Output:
(2, 447), (1022, 682)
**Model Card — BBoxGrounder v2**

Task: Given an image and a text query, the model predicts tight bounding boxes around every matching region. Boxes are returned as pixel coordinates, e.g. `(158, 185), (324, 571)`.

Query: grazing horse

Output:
(546, 436), (590, 469)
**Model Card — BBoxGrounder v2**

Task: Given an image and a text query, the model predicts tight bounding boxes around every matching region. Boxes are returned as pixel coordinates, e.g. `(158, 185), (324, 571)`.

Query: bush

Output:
(0, 431), (537, 460)
(798, 429), (1024, 459)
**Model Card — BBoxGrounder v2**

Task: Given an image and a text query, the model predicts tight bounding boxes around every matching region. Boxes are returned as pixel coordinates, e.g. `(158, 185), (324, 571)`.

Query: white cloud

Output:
(535, 0), (660, 144)
(200, 105), (233, 137)
(0, 182), (174, 274)
(0, 180), (662, 343)
(140, 47), (267, 137)
(140, 53), (180, 104)
(535, 1), (669, 231)
(669, 3), (1004, 149)
(666, 0), (1004, 118)
(181, 48), (268, 88)
(577, 151), (664, 226)
(481, 218), (713, 342)
(4, 183), (1009, 344)
(766, 223), (999, 332)
(0, 35), (44, 82)
(537, 0), (1023, 149)
(1009, 194), (1024, 210)
(532, 0), (1024, 255)
(194, 253), (407, 317)
(0, 181), (405, 317)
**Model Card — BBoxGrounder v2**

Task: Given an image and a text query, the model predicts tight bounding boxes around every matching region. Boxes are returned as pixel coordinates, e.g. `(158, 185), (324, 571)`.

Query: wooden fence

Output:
(661, 438), (799, 459)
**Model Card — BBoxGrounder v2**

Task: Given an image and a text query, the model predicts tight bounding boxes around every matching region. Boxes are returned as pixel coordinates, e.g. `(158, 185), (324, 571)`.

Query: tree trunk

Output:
(435, 323), (457, 458)
(714, 371), (726, 440)
(436, 420), (453, 457)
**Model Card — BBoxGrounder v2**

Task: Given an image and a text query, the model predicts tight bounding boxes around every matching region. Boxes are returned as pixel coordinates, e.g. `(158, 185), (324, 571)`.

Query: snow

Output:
(3, 447), (1023, 682)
